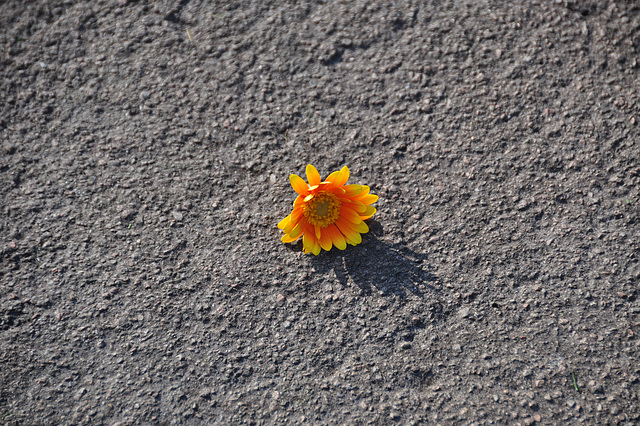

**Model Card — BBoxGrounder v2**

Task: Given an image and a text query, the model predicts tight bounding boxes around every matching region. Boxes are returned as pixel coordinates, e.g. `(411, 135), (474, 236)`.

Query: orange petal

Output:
(346, 199), (367, 213)
(306, 164), (321, 187)
(330, 186), (346, 196)
(335, 219), (359, 242)
(314, 224), (321, 239)
(291, 207), (304, 224)
(336, 218), (364, 246)
(334, 218), (351, 234)
(319, 229), (332, 251)
(327, 224), (346, 250)
(340, 207), (363, 224)
(290, 174), (309, 195)
(317, 182), (333, 190)
(293, 194), (304, 208)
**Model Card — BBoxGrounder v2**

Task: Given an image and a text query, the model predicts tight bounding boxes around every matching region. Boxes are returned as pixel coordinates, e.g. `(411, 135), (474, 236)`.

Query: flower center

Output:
(303, 191), (341, 228)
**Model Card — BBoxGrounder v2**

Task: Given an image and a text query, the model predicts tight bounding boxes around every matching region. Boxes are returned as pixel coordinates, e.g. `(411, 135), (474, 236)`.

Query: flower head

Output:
(278, 165), (378, 255)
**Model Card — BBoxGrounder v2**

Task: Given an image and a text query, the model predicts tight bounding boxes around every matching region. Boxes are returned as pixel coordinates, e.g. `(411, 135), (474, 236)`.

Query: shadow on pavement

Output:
(311, 221), (440, 299)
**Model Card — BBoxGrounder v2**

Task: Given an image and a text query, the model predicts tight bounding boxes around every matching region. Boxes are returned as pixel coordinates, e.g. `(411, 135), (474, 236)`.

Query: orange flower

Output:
(278, 165), (378, 255)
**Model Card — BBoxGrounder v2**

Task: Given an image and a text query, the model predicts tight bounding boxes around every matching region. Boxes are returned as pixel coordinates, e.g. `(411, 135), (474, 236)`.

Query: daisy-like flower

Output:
(278, 164), (378, 255)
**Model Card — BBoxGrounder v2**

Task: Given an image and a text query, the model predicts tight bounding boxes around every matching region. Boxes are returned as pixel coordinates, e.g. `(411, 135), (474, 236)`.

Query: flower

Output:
(278, 164), (378, 255)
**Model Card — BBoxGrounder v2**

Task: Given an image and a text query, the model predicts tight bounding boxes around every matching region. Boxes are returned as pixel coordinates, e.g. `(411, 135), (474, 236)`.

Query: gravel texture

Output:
(1, 0), (639, 424)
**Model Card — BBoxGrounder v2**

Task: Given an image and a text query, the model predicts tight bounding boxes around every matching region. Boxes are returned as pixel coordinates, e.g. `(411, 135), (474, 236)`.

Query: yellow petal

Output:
(343, 230), (362, 246)
(304, 224), (322, 255)
(303, 227), (316, 253)
(354, 220), (369, 234)
(350, 232), (362, 245)
(354, 185), (370, 198)
(306, 164), (321, 186)
(281, 233), (301, 243)
(337, 166), (350, 186)
(359, 194), (379, 205)
(290, 174), (309, 195)
(343, 234), (357, 246)
(325, 169), (343, 186)
(278, 215), (291, 230)
(314, 224), (321, 239)
(360, 205), (376, 220)
(343, 184), (364, 197)
(289, 220), (305, 239)
(283, 219), (296, 234)
(311, 242), (321, 255)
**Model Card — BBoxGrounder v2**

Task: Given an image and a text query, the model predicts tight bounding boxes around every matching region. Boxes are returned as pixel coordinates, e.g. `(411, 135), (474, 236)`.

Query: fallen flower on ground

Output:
(278, 164), (378, 255)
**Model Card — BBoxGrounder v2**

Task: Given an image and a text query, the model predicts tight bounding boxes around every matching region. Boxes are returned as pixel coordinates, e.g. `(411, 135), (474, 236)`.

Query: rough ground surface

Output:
(1, 0), (639, 424)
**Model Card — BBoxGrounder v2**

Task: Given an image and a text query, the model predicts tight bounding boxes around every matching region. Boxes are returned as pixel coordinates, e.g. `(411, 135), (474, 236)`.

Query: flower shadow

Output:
(311, 221), (440, 299)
